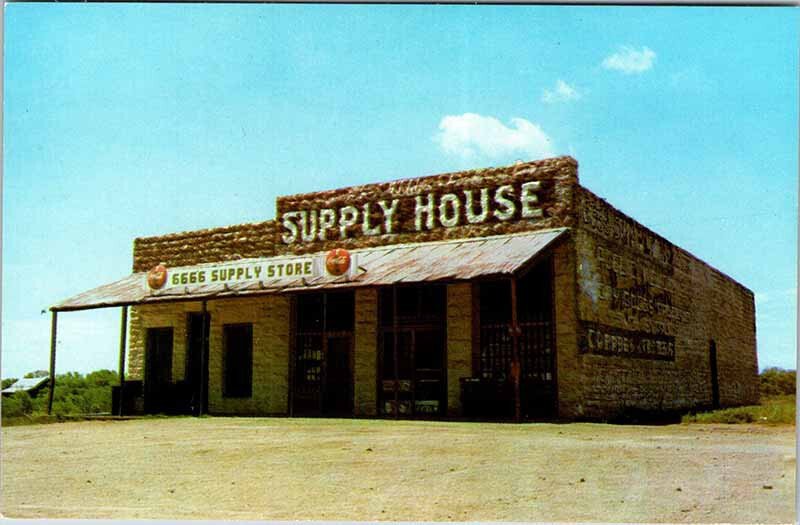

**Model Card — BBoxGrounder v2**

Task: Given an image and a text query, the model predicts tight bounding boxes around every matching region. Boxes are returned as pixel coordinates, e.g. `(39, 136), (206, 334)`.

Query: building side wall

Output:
(353, 288), (378, 416)
(573, 188), (758, 418)
(446, 283), (473, 416)
(132, 220), (277, 272)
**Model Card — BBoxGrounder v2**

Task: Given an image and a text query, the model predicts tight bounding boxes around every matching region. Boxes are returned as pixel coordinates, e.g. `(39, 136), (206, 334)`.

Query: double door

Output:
(293, 332), (353, 416)
(380, 326), (445, 417)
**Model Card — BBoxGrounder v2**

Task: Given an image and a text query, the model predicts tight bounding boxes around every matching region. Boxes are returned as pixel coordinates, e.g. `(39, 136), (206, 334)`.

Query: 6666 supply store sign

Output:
(145, 249), (355, 292)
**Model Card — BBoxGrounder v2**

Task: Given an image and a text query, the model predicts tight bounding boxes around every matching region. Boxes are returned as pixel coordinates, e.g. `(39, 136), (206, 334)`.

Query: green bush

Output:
(3, 369), (118, 421)
(760, 368), (796, 397)
(2, 391), (34, 418)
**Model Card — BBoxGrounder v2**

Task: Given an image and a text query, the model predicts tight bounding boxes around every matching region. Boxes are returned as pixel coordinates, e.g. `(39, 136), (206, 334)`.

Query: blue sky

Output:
(3, 4), (797, 378)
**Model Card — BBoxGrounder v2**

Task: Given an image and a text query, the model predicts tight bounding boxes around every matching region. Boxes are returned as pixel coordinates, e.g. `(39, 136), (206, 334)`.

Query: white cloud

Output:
(602, 46), (656, 74)
(434, 113), (554, 161)
(542, 79), (582, 104)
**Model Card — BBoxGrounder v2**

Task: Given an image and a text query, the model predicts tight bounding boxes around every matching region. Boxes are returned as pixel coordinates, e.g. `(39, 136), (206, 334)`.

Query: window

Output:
(379, 285), (446, 326)
(223, 324), (253, 398)
(477, 259), (554, 382)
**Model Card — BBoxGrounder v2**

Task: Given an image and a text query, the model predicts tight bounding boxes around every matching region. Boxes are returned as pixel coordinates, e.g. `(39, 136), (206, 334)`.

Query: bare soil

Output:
(1, 417), (795, 522)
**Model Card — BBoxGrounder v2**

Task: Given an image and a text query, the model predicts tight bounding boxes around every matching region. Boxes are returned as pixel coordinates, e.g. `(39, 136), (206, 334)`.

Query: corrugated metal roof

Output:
(1, 376), (49, 395)
(51, 228), (568, 312)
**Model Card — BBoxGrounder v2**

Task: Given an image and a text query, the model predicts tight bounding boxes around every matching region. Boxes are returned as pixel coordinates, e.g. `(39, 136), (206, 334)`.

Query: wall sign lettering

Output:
(579, 321), (675, 361)
(579, 190), (674, 269)
(280, 181), (544, 245)
(144, 256), (324, 294)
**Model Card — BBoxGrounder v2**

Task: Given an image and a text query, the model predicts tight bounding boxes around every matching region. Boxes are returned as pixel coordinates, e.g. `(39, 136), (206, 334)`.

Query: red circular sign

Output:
(325, 248), (351, 276)
(147, 264), (168, 290)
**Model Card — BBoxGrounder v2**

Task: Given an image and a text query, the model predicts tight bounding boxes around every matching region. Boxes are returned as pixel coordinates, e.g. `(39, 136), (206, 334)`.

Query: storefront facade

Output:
(52, 156), (759, 420)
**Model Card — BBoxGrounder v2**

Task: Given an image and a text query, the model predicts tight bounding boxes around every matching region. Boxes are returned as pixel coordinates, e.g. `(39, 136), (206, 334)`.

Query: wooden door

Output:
(323, 335), (353, 415)
(144, 327), (173, 414)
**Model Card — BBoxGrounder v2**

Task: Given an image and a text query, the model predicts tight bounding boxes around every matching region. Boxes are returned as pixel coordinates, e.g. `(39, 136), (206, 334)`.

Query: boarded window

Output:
(223, 324), (253, 398)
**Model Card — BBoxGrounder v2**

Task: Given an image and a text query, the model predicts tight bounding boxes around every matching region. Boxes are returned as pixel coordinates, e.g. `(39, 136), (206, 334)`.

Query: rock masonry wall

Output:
(353, 288), (378, 416)
(206, 295), (290, 415)
(127, 295), (290, 416)
(570, 187), (758, 418)
(446, 283), (473, 416)
(132, 221), (277, 273)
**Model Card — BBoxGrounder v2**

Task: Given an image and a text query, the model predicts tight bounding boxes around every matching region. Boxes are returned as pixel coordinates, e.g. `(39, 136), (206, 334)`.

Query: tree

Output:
(1, 377), (18, 389)
(24, 370), (49, 379)
(760, 368), (796, 397)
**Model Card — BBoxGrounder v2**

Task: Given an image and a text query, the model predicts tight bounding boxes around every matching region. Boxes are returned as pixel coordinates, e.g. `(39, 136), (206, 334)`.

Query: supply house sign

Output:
(281, 181), (544, 245)
(275, 159), (579, 254)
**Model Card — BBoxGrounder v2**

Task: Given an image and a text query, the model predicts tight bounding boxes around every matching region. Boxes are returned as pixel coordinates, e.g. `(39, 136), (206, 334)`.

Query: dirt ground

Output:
(1, 417), (795, 522)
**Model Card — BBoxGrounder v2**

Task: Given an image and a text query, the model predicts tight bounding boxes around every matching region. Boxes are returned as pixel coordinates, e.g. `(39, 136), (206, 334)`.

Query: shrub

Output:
(760, 368), (796, 397)
(3, 369), (119, 421)
(2, 391), (34, 418)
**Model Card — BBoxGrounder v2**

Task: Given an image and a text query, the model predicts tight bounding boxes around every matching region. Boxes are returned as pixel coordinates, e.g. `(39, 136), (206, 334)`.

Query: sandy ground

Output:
(1, 417), (795, 522)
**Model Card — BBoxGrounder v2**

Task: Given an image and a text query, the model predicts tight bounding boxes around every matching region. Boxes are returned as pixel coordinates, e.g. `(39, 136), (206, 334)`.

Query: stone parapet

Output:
(133, 221), (277, 272)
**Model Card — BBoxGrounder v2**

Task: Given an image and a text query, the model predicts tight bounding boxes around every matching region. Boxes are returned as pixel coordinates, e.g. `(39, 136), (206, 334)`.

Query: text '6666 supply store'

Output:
(48, 156), (759, 421)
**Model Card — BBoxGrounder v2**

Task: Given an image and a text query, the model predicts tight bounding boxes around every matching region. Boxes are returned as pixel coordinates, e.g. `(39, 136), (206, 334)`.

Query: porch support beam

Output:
(198, 300), (207, 416)
(47, 311), (58, 415)
(392, 285), (399, 419)
(117, 306), (128, 416)
(510, 277), (521, 423)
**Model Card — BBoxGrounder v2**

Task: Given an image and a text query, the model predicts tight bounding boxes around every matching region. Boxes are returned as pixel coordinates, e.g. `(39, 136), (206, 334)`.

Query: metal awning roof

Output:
(1, 376), (49, 395)
(51, 228), (568, 312)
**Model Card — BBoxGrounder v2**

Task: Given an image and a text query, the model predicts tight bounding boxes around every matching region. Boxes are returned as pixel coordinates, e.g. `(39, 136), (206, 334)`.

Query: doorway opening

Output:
(709, 339), (720, 409)
(186, 312), (210, 415)
(469, 259), (555, 419)
(378, 285), (446, 418)
(292, 291), (355, 416)
(144, 327), (174, 414)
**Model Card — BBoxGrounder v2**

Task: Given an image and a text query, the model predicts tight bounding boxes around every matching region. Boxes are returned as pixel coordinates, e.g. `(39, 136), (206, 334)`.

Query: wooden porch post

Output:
(392, 285), (399, 419)
(288, 295), (295, 417)
(198, 300), (207, 416)
(117, 306), (128, 416)
(47, 311), (58, 415)
(510, 278), (521, 423)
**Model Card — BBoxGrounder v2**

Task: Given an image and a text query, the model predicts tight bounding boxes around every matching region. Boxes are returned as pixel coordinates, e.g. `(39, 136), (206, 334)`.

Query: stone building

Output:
(51, 156), (759, 420)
